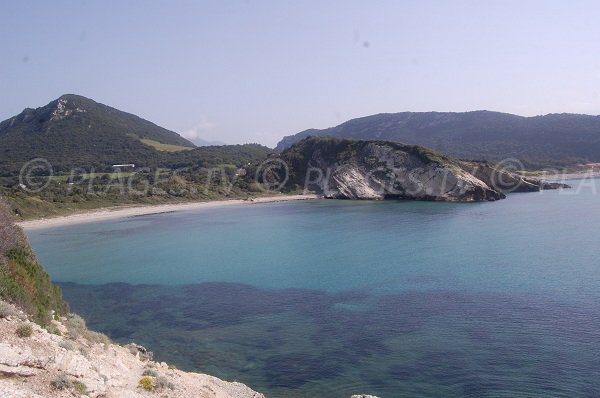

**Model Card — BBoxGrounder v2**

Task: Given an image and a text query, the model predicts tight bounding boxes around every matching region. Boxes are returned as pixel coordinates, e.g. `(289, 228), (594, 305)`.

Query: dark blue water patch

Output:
(58, 282), (600, 398)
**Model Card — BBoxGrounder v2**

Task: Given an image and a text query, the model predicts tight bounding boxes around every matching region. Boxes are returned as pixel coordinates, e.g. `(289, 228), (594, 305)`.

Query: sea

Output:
(27, 179), (600, 397)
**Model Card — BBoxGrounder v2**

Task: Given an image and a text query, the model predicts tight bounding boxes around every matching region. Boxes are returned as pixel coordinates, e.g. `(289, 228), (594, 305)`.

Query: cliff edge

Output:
(0, 308), (263, 398)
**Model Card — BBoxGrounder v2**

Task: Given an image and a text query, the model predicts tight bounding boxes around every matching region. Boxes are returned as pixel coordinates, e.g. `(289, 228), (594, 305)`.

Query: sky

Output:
(1, 0), (600, 147)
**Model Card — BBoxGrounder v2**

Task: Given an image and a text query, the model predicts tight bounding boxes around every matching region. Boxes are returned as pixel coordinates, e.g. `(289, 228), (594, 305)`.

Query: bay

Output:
(27, 180), (600, 397)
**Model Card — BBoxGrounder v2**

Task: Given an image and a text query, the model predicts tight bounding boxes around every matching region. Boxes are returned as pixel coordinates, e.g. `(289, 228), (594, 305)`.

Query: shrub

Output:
(16, 323), (32, 338)
(138, 376), (155, 391)
(50, 374), (87, 394)
(72, 380), (87, 394)
(59, 340), (74, 351)
(84, 329), (111, 345)
(64, 313), (110, 344)
(0, 300), (19, 318)
(156, 375), (175, 390)
(64, 313), (86, 339)
(45, 323), (62, 336)
(142, 368), (158, 377)
(50, 374), (71, 390)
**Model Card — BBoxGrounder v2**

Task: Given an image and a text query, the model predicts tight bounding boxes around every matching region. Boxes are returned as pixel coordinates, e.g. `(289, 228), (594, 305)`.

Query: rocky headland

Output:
(275, 137), (568, 201)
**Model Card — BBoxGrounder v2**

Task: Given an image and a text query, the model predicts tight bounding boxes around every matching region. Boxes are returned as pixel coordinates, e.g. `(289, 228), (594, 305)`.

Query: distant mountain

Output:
(276, 111), (600, 168)
(0, 94), (195, 175)
(192, 138), (227, 147)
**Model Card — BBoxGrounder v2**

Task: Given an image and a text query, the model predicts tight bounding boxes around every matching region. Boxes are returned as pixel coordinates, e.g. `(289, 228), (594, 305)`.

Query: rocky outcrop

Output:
(277, 137), (568, 202)
(0, 311), (264, 398)
(460, 161), (569, 193)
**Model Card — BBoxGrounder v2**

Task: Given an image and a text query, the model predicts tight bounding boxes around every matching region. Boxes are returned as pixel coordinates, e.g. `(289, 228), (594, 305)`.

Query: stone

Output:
(0, 318), (265, 398)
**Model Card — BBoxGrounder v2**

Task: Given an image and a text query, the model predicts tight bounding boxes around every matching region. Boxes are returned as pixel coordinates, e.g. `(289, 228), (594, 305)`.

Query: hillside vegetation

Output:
(141, 139), (194, 152)
(0, 142), (273, 219)
(276, 111), (600, 168)
(0, 198), (67, 325)
(0, 95), (275, 218)
(0, 94), (195, 175)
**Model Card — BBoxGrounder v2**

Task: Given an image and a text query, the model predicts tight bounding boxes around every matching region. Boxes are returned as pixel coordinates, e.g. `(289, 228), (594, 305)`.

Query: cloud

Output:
(180, 119), (216, 140)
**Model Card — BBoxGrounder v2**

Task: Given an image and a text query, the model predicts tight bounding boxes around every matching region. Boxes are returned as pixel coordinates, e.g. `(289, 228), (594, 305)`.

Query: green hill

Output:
(0, 94), (195, 175)
(0, 95), (275, 219)
(276, 111), (600, 168)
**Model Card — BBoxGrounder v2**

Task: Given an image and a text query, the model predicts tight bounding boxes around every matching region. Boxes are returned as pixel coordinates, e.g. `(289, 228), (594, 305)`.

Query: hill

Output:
(0, 95), (275, 218)
(0, 94), (195, 175)
(267, 137), (566, 201)
(276, 111), (600, 168)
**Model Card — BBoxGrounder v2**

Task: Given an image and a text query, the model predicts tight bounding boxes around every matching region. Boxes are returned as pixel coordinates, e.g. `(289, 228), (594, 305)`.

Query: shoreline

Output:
(17, 194), (320, 230)
(530, 170), (600, 181)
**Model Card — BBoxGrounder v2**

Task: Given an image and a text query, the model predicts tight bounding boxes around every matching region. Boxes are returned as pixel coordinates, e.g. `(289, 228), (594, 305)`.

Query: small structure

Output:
(112, 163), (136, 169)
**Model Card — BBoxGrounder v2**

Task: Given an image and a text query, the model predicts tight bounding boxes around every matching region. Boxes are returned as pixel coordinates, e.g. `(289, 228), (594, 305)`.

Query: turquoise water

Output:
(28, 181), (600, 397)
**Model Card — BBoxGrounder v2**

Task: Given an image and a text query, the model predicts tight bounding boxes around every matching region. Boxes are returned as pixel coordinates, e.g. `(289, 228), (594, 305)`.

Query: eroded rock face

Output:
(0, 315), (264, 398)
(281, 138), (567, 202)
(297, 141), (503, 201)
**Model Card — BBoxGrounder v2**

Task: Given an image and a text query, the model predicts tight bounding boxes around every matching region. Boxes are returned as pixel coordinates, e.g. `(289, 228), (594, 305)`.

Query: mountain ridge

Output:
(276, 111), (600, 167)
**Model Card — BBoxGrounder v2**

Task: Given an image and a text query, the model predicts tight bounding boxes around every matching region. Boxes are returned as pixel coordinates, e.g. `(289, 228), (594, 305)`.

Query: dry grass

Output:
(140, 138), (193, 152)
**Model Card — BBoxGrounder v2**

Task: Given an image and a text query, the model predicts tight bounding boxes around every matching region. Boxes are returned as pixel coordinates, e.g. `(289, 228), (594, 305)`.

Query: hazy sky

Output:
(1, 1), (599, 147)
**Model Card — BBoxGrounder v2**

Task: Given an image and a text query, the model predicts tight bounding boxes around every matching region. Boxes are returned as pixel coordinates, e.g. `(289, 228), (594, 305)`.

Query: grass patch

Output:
(141, 138), (193, 152)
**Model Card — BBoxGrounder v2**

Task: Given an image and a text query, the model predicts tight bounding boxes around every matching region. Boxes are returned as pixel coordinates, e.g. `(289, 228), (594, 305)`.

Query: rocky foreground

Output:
(0, 306), (382, 398)
(0, 306), (264, 398)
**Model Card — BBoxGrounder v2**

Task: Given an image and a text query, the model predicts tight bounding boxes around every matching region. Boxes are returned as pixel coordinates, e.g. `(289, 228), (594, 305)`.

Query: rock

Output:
(461, 161), (570, 193)
(0, 342), (51, 368)
(279, 137), (567, 201)
(0, 363), (38, 377)
(0, 385), (46, 397)
(125, 342), (153, 361)
(0, 317), (265, 398)
(283, 138), (504, 201)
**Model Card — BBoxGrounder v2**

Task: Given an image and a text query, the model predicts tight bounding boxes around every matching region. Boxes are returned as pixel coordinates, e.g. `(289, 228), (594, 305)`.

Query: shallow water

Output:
(28, 181), (600, 397)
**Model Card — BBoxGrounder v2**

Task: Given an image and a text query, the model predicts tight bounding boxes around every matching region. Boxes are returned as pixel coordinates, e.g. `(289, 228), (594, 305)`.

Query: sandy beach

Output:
(18, 194), (320, 230)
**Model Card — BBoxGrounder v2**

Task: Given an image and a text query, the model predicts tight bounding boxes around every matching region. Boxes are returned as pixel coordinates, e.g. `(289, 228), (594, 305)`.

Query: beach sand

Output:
(18, 194), (319, 230)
